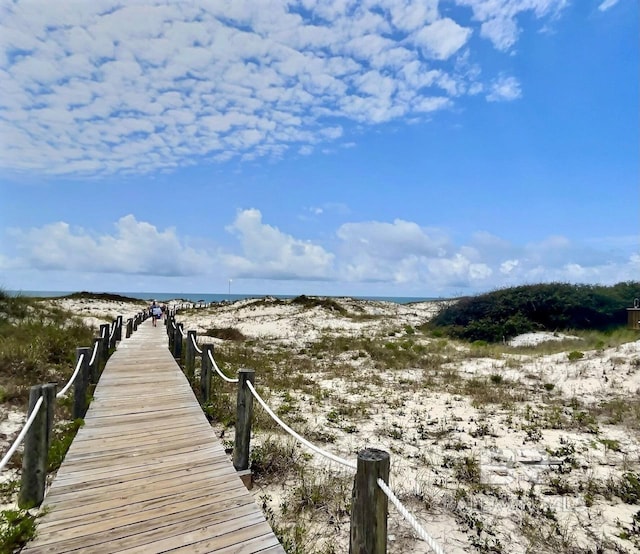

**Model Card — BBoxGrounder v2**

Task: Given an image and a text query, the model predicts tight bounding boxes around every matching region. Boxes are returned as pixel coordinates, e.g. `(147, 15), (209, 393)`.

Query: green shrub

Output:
(567, 351), (584, 361)
(430, 282), (640, 343)
(204, 327), (246, 341)
(250, 438), (305, 481)
(617, 473), (640, 504)
(0, 509), (37, 552)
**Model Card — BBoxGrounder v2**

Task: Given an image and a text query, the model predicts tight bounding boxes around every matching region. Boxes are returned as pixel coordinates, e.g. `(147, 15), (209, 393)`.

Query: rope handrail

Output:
(245, 379), (444, 552)
(377, 478), (445, 554)
(109, 322), (116, 341)
(56, 353), (85, 398)
(88, 339), (100, 367)
(207, 350), (239, 384)
(246, 381), (356, 470)
(178, 326), (185, 338)
(190, 333), (202, 354)
(0, 396), (44, 473)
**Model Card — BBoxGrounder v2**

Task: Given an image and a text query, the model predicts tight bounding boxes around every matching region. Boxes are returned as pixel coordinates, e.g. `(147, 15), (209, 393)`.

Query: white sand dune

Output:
(2, 296), (639, 553)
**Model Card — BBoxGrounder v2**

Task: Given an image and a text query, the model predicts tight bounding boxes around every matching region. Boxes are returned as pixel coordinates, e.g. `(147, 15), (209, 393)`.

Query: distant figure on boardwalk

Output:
(150, 302), (162, 327)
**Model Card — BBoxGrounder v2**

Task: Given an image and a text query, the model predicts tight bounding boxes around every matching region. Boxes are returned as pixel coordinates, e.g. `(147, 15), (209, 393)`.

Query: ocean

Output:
(8, 290), (442, 305)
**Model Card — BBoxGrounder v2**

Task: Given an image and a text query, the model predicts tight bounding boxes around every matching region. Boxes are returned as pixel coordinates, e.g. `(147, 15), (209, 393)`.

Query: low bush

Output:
(204, 327), (246, 341)
(429, 282), (640, 343)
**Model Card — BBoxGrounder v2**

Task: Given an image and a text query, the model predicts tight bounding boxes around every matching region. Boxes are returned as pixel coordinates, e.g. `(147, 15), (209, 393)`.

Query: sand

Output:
(2, 296), (639, 553)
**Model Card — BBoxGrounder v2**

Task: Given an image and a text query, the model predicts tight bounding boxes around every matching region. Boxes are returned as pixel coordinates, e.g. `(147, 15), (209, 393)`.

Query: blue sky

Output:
(0, 0), (637, 298)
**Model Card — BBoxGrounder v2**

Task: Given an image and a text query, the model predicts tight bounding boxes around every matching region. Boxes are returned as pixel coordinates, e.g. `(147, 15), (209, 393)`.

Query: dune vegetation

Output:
(429, 282), (640, 343)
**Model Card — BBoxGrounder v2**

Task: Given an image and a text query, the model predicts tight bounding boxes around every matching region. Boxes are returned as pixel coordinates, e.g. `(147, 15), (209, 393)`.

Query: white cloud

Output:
(487, 75), (522, 102)
(224, 209), (334, 279)
(598, 0), (620, 11)
(8, 216), (211, 276)
(3, 213), (638, 294)
(454, 0), (569, 51)
(0, 0), (568, 175)
(412, 18), (472, 60)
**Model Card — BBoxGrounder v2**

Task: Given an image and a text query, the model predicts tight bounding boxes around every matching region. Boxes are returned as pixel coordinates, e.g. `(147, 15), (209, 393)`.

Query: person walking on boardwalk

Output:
(150, 302), (162, 327)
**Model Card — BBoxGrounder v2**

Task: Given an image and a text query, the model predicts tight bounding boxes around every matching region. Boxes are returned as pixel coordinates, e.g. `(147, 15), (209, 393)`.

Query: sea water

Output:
(8, 290), (442, 305)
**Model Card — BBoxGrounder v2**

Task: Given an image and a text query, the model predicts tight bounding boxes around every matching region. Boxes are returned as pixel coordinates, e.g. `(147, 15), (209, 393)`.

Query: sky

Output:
(0, 0), (637, 298)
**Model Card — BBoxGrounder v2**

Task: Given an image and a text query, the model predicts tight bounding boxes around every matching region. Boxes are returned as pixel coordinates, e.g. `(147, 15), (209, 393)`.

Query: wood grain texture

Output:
(22, 320), (284, 554)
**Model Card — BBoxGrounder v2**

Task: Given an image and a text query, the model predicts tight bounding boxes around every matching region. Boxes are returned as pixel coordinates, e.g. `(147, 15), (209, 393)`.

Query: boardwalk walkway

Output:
(22, 320), (284, 553)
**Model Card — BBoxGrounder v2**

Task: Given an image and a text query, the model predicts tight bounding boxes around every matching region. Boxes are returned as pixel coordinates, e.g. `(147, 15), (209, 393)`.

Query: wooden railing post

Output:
(173, 323), (183, 360)
(126, 318), (133, 338)
(115, 315), (123, 341)
(185, 330), (196, 381)
(350, 448), (390, 554)
(73, 347), (90, 420)
(90, 338), (101, 384)
(168, 320), (175, 354)
(18, 383), (55, 508)
(109, 321), (117, 350)
(201, 344), (213, 403)
(99, 324), (109, 361)
(43, 383), (56, 452)
(233, 369), (255, 472)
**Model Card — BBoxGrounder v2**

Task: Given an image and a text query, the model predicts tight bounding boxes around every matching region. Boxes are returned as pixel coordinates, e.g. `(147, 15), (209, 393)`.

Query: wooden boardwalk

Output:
(22, 320), (284, 553)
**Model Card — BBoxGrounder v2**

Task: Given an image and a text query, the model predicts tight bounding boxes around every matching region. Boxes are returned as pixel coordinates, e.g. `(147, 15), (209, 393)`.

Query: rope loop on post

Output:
(207, 350), (239, 384)
(190, 333), (202, 354)
(56, 353), (85, 398)
(0, 396), (44, 473)
(88, 340), (100, 367)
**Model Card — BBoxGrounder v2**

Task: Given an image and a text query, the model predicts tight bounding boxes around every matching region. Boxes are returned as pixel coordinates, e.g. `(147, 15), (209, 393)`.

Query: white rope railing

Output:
(178, 326), (185, 338)
(207, 350), (239, 384)
(88, 340), (100, 367)
(56, 353), (85, 398)
(109, 322), (116, 341)
(377, 478), (445, 554)
(190, 333), (202, 354)
(246, 381), (356, 470)
(245, 379), (444, 552)
(0, 396), (44, 473)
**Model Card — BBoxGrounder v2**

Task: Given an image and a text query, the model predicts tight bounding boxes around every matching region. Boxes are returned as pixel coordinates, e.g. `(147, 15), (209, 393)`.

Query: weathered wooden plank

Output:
(37, 477), (248, 532)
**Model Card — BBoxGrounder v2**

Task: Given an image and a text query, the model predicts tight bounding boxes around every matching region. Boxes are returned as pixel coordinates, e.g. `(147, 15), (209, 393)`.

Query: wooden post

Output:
(168, 321), (175, 354)
(233, 369), (255, 472)
(201, 345), (213, 403)
(42, 383), (56, 452)
(109, 321), (117, 350)
(99, 334), (108, 376)
(350, 448), (390, 554)
(115, 315), (123, 341)
(73, 347), (90, 419)
(90, 338), (101, 384)
(99, 324), (109, 360)
(126, 318), (133, 338)
(173, 323), (183, 360)
(18, 384), (55, 508)
(186, 330), (196, 381)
